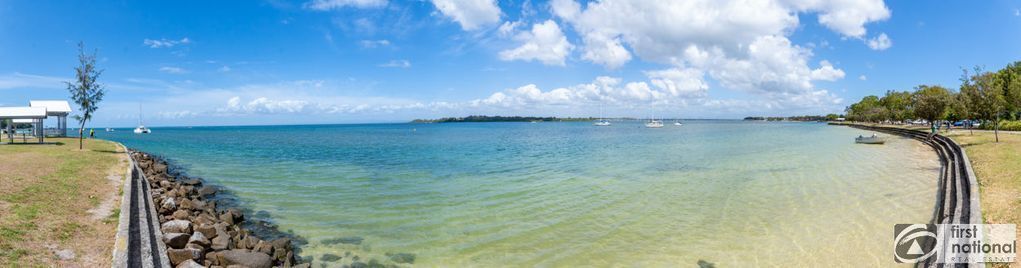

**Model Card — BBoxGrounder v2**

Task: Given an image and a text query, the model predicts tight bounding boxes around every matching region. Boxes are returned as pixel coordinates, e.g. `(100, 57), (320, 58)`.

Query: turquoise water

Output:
(103, 120), (937, 267)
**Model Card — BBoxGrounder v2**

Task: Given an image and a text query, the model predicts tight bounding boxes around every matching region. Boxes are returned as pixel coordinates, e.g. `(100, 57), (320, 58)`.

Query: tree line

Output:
(844, 62), (1021, 142)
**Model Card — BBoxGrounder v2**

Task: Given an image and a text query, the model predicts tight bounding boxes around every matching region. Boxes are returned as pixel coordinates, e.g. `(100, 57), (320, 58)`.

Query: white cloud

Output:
(810, 60), (845, 81)
(858, 75), (867, 81)
(866, 33), (892, 50)
(359, 39), (391, 48)
(497, 20), (523, 37)
(473, 74), (698, 108)
(498, 20), (573, 66)
(680, 35), (843, 106)
(579, 32), (632, 69)
(645, 67), (708, 98)
(0, 73), (66, 89)
(544, 0), (872, 106)
(430, 0), (502, 30)
(796, 0), (891, 38)
(222, 96), (322, 114)
(218, 66), (232, 72)
(550, 0), (581, 21)
(1015, 9), (1020, 16)
(378, 60), (411, 68)
(304, 0), (386, 10)
(143, 38), (191, 48)
(159, 67), (188, 74)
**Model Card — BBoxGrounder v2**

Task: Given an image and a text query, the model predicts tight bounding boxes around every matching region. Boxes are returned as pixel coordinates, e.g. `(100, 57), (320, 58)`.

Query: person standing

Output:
(89, 128), (94, 139)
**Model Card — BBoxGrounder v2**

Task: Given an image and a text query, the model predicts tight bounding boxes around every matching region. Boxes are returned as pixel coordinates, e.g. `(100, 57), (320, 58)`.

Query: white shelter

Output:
(30, 100), (72, 137)
(0, 106), (48, 143)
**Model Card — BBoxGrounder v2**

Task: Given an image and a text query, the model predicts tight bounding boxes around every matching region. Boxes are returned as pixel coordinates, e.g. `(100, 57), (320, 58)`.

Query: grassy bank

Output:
(0, 138), (127, 267)
(944, 130), (1021, 225)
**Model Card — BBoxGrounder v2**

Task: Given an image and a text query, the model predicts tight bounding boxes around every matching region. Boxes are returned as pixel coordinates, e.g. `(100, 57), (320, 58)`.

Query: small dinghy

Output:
(855, 134), (885, 144)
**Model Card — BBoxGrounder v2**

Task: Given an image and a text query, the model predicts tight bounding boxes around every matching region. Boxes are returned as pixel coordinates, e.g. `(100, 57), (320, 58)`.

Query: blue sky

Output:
(2, 0), (1020, 127)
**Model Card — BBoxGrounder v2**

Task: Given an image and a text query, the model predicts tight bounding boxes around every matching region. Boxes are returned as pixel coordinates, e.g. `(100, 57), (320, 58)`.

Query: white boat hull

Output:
(855, 136), (884, 144)
(645, 121), (664, 128)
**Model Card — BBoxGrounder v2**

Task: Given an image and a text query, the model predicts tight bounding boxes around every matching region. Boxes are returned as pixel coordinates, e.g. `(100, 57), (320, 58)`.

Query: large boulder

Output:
(211, 234), (231, 250)
(270, 238), (291, 252)
(178, 198), (194, 210)
(172, 210), (190, 220)
(254, 240), (273, 255)
(221, 250), (273, 268)
(194, 224), (217, 239)
(189, 231), (210, 247)
(167, 248), (202, 266)
(190, 199), (207, 211)
(198, 186), (217, 196)
(204, 251), (223, 266)
(238, 235), (260, 250)
(161, 197), (177, 211)
(161, 220), (192, 234)
(163, 233), (190, 249)
(175, 259), (204, 268)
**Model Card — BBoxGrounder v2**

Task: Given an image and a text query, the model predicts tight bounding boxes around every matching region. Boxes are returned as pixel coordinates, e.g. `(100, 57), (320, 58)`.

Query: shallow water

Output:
(103, 120), (937, 267)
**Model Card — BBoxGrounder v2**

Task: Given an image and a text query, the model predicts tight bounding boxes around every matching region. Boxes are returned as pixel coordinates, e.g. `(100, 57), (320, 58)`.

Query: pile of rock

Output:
(131, 151), (309, 268)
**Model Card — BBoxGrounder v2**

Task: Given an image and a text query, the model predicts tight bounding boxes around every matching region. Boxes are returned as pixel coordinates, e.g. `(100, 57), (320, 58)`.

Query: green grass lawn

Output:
(0, 137), (127, 267)
(944, 131), (1021, 224)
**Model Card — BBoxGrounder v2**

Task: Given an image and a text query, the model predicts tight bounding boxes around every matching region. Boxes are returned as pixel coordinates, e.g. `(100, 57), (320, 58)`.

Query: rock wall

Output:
(130, 151), (310, 268)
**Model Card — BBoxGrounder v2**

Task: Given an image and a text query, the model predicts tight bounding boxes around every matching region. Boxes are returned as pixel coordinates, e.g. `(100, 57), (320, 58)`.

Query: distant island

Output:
(743, 114), (842, 122)
(412, 115), (623, 123)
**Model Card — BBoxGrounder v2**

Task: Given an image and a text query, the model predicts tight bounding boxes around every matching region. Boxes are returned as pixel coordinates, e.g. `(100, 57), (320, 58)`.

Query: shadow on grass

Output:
(0, 142), (64, 145)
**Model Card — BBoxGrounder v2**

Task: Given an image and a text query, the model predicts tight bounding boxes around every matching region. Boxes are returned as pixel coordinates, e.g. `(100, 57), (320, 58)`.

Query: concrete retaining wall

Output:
(111, 149), (172, 268)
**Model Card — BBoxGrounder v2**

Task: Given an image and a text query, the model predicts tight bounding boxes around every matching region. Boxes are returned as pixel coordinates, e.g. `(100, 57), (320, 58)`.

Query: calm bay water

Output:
(102, 120), (937, 267)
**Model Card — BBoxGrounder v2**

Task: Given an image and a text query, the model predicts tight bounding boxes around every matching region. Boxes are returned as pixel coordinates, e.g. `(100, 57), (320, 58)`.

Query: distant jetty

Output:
(411, 115), (624, 123)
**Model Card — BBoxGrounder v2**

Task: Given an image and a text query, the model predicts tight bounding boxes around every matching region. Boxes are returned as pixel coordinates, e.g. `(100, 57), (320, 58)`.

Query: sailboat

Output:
(133, 104), (151, 134)
(645, 115), (664, 128)
(593, 106), (611, 126)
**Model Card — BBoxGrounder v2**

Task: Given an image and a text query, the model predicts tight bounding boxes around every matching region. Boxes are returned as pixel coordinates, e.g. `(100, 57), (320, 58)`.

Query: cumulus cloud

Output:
(550, 0), (581, 21)
(498, 20), (573, 66)
(645, 67), (709, 98)
(222, 96), (325, 114)
(859, 75), (867, 81)
(304, 0), (386, 10)
(143, 38), (191, 48)
(159, 66), (189, 74)
(378, 60), (411, 68)
(430, 0), (502, 30)
(543, 0), (875, 106)
(866, 33), (892, 50)
(810, 60), (845, 81)
(473, 73), (706, 109)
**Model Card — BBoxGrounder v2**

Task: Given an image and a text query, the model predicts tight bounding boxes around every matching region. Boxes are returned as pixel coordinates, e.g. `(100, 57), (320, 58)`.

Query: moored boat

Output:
(855, 134), (885, 144)
(645, 120), (664, 128)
